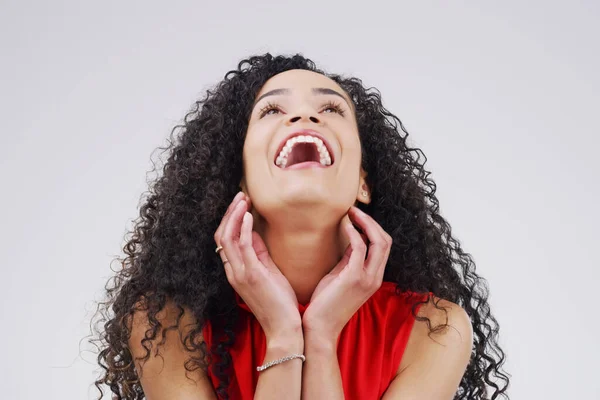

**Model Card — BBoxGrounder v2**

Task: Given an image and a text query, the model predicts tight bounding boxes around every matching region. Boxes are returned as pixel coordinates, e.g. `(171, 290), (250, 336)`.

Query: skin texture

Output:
(241, 69), (370, 306)
(90, 54), (509, 400)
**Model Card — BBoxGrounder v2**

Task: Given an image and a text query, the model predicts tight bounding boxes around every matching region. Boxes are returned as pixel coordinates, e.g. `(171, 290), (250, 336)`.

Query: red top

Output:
(202, 281), (428, 400)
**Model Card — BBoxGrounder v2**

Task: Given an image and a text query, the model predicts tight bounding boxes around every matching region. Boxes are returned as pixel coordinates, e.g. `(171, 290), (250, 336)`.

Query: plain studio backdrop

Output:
(1, 1), (598, 399)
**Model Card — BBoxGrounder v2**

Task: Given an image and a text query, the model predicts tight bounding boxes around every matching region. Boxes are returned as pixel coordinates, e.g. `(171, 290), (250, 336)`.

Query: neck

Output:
(255, 211), (350, 305)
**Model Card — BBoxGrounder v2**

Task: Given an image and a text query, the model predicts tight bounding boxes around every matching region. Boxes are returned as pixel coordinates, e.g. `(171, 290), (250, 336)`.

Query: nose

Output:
(285, 112), (322, 126)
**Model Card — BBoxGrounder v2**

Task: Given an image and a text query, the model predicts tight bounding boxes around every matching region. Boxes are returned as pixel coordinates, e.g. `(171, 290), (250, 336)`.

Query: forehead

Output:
(256, 69), (346, 97)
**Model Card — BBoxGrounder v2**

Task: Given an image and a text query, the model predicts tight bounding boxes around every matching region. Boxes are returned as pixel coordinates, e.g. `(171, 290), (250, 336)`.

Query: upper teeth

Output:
(275, 135), (332, 168)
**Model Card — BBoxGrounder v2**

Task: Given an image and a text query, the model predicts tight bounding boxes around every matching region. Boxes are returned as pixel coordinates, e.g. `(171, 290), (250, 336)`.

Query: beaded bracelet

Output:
(256, 353), (306, 372)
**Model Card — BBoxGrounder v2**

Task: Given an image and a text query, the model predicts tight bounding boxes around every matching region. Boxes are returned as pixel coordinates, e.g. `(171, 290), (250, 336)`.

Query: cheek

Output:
(241, 135), (273, 197)
(242, 127), (267, 165)
(336, 135), (363, 196)
(242, 146), (264, 182)
(340, 133), (363, 168)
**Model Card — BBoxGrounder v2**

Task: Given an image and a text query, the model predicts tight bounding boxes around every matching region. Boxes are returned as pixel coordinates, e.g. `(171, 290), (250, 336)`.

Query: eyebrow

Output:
(252, 87), (353, 110)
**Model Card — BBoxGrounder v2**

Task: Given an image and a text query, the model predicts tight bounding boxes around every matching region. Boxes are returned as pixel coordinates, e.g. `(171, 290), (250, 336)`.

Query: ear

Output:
(356, 168), (371, 205)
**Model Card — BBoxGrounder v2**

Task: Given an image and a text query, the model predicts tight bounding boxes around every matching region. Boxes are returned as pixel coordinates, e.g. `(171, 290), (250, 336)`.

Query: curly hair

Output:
(89, 52), (510, 400)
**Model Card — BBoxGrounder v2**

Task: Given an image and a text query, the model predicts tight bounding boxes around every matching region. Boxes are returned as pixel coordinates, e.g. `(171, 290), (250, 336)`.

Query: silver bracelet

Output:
(256, 353), (306, 372)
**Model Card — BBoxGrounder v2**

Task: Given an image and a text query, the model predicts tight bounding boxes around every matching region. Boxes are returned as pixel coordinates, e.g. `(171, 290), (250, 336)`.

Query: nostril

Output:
(288, 116), (320, 123)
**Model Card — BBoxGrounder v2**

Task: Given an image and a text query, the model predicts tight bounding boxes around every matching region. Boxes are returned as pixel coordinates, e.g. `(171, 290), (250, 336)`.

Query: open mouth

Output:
(275, 134), (333, 169)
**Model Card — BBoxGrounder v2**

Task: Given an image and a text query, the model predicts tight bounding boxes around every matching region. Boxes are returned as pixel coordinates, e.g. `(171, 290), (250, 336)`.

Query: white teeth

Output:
(276, 135), (332, 168)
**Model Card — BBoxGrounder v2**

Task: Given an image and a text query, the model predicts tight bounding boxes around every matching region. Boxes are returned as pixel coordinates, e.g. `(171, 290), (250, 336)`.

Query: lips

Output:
(273, 129), (335, 167)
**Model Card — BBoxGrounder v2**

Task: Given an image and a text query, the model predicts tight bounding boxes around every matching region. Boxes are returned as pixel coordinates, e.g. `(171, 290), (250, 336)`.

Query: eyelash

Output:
(258, 100), (346, 118)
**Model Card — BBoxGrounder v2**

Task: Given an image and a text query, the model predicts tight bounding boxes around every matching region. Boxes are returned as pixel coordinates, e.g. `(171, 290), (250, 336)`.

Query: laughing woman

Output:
(91, 53), (509, 400)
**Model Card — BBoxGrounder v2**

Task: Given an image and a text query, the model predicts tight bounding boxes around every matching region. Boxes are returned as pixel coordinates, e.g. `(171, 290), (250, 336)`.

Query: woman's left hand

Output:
(302, 206), (392, 343)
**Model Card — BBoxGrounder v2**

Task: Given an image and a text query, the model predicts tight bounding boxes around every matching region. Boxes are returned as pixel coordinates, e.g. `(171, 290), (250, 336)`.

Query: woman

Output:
(91, 53), (509, 399)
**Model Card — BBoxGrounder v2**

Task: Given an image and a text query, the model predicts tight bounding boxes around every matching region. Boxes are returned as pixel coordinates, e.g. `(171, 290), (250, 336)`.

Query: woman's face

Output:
(242, 69), (368, 221)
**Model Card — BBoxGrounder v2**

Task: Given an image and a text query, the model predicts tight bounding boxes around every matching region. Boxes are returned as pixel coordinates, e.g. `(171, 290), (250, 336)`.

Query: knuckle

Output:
(385, 234), (393, 246)
(359, 277), (372, 290)
(230, 270), (244, 286)
(220, 235), (233, 246)
(372, 241), (387, 251)
(355, 241), (367, 253)
(239, 237), (251, 249)
(372, 278), (383, 291)
(246, 270), (260, 286)
(350, 274), (363, 288)
(361, 276), (379, 292)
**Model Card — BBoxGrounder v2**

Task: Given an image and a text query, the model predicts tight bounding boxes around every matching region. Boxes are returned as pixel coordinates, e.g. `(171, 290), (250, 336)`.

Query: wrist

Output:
(304, 329), (339, 355)
(266, 325), (304, 353)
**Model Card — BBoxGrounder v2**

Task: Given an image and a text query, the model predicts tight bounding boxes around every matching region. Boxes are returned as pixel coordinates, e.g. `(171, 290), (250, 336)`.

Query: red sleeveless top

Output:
(202, 281), (428, 400)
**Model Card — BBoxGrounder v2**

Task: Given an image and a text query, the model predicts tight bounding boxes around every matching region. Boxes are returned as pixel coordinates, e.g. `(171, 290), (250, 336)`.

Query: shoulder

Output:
(127, 298), (216, 398)
(381, 296), (473, 399)
(128, 297), (202, 349)
(418, 296), (473, 341)
(398, 295), (473, 374)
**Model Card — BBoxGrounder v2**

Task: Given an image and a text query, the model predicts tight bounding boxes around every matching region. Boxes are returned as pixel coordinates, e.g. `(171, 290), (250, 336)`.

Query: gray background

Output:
(1, 1), (598, 399)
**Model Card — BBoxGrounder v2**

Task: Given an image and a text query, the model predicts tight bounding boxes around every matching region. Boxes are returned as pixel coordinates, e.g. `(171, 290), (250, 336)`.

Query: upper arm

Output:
(127, 300), (217, 400)
(382, 298), (473, 400)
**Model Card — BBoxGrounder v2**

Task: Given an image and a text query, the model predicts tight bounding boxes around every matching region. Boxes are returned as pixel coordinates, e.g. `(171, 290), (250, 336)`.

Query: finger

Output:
(354, 209), (392, 282)
(238, 195), (274, 269)
(245, 197), (280, 270)
(214, 191), (246, 244)
(329, 242), (352, 276)
(359, 232), (368, 245)
(251, 231), (278, 270)
(222, 255), (235, 283)
(220, 199), (248, 276)
(216, 191), (245, 237)
(342, 217), (368, 273)
(226, 191), (246, 216)
(244, 193), (252, 211)
(363, 213), (393, 282)
(348, 207), (388, 274)
(239, 211), (260, 268)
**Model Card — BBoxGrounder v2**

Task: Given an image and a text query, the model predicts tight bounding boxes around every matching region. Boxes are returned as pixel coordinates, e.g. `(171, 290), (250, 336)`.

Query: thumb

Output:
(252, 231), (277, 270)
(329, 243), (352, 276)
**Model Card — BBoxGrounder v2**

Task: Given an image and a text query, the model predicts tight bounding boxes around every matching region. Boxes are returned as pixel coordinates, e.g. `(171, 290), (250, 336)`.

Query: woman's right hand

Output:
(214, 192), (302, 341)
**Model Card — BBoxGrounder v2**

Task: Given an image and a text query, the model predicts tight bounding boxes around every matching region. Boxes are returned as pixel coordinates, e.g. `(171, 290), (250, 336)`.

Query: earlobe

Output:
(357, 181), (371, 204)
(360, 184), (369, 199)
(356, 168), (371, 204)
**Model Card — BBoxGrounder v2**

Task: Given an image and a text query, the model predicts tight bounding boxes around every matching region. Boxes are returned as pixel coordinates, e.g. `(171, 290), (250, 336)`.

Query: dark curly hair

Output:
(89, 52), (510, 400)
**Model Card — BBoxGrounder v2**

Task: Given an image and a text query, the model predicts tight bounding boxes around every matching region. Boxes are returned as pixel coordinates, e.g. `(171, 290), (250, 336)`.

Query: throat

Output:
(255, 216), (351, 305)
